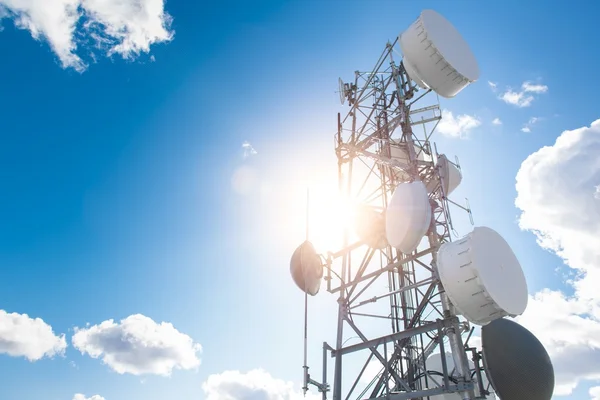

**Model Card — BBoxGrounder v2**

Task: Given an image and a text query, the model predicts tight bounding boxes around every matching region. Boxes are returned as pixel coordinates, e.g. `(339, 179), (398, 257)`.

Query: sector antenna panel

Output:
(338, 78), (346, 104)
(481, 318), (554, 400)
(400, 9), (480, 98)
(290, 241), (323, 296)
(436, 226), (528, 325)
(385, 181), (431, 253)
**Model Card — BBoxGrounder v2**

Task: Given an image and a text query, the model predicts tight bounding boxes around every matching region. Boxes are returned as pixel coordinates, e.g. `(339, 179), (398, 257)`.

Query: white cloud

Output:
(202, 369), (321, 400)
(203, 369), (321, 400)
(72, 314), (201, 376)
(492, 117), (502, 125)
(73, 395), (105, 400)
(514, 119), (600, 395)
(499, 81), (548, 107)
(0, 0), (173, 72)
(514, 290), (600, 395)
(591, 386), (600, 400)
(501, 91), (534, 108)
(436, 110), (481, 139)
(521, 116), (541, 133)
(0, 310), (67, 361)
(516, 119), (600, 292)
(242, 141), (257, 159)
(521, 81), (549, 94)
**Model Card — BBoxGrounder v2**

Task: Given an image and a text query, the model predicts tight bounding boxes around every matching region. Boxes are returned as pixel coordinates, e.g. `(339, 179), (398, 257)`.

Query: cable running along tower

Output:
(290, 9), (555, 400)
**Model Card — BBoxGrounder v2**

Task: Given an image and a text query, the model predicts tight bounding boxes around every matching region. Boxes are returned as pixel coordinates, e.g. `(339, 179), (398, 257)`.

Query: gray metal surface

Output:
(481, 318), (554, 400)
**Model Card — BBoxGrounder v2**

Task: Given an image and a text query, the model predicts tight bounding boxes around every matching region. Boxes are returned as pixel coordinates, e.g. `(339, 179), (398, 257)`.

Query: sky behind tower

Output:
(0, 1), (599, 399)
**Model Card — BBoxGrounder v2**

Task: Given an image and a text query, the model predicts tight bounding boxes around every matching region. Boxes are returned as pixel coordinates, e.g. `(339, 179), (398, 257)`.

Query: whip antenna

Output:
(303, 188), (309, 396)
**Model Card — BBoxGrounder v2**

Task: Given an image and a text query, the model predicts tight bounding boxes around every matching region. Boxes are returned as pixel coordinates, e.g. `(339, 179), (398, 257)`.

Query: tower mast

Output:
(290, 9), (546, 400)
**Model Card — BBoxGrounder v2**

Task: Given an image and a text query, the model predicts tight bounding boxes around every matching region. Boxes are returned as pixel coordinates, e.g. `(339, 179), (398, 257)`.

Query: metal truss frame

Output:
(304, 40), (491, 400)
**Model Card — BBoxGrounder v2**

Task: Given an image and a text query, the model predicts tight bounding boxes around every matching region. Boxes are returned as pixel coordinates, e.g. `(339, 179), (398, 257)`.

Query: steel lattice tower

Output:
(304, 39), (489, 400)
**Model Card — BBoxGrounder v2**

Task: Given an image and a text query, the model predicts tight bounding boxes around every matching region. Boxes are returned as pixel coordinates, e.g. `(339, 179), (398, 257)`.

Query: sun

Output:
(305, 180), (358, 255)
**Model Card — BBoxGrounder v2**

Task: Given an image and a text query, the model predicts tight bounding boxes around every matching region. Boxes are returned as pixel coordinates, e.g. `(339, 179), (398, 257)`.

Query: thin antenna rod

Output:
(303, 187), (310, 396)
(306, 188), (310, 241)
(303, 290), (309, 396)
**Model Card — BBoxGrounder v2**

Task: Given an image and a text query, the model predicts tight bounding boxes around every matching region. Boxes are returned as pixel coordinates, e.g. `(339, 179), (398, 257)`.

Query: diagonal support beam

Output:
(344, 318), (411, 392)
(332, 318), (453, 357)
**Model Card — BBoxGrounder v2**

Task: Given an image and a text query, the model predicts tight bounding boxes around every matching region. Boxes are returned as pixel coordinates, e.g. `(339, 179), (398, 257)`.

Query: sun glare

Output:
(306, 180), (358, 254)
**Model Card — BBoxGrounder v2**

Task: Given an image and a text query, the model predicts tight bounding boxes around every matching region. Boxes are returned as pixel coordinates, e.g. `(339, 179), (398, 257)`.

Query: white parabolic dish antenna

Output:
(436, 227), (528, 325)
(425, 154), (462, 196)
(389, 141), (427, 182)
(355, 206), (387, 249)
(399, 9), (480, 98)
(385, 181), (431, 254)
(290, 241), (323, 296)
(422, 352), (496, 399)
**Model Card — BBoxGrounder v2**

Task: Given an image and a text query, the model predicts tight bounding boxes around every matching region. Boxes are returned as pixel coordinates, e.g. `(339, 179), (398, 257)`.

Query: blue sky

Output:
(0, 1), (599, 399)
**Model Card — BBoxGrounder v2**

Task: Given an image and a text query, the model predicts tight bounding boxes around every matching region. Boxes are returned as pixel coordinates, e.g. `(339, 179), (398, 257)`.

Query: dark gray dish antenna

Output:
(481, 318), (554, 400)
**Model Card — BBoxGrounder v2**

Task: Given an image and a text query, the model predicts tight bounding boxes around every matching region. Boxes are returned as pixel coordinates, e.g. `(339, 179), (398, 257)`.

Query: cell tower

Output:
(290, 9), (555, 400)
